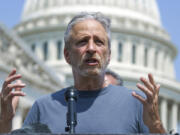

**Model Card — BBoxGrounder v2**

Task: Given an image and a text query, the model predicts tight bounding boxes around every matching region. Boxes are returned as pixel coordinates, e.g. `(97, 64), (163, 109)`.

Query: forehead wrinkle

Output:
(70, 19), (108, 43)
(72, 28), (108, 42)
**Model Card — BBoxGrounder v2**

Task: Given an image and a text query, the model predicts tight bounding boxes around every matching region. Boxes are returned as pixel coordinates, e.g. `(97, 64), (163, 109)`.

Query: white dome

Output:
(15, 0), (177, 80)
(14, 0), (177, 83)
(21, 0), (161, 26)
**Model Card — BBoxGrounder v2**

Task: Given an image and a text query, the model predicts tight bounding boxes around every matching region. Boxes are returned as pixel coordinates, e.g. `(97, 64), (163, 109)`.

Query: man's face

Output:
(64, 19), (111, 77)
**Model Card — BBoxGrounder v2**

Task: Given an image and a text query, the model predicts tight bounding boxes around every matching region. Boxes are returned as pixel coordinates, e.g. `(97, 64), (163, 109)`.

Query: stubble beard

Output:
(76, 55), (109, 78)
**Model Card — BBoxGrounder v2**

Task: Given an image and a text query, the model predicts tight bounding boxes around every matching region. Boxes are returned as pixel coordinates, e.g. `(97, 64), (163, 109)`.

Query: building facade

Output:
(0, 22), (64, 129)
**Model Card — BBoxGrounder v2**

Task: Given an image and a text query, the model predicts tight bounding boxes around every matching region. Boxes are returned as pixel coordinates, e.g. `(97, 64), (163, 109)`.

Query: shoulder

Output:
(35, 87), (68, 105)
(110, 85), (145, 97)
(109, 85), (145, 105)
(108, 85), (133, 96)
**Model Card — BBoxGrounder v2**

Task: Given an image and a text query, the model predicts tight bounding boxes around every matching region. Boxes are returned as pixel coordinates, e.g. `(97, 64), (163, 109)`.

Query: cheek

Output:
(103, 51), (110, 65)
(102, 50), (110, 60)
(71, 49), (84, 61)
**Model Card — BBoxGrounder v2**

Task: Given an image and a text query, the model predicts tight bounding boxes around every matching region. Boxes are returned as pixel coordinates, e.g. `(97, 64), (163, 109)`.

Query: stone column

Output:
(59, 0), (64, 6)
(123, 39), (131, 64)
(49, 39), (57, 61)
(160, 98), (168, 130)
(34, 0), (39, 10)
(125, 0), (130, 8)
(111, 39), (118, 62)
(136, 0), (141, 10)
(36, 41), (43, 60)
(148, 46), (155, 69)
(39, 0), (45, 9)
(171, 102), (178, 132)
(23, 0), (31, 15)
(31, 0), (37, 11)
(170, 58), (175, 78)
(12, 108), (23, 130)
(157, 50), (164, 73)
(165, 56), (170, 73)
(118, 0), (125, 7)
(164, 54), (171, 76)
(129, 0), (135, 9)
(136, 41), (144, 66)
(49, 0), (54, 7)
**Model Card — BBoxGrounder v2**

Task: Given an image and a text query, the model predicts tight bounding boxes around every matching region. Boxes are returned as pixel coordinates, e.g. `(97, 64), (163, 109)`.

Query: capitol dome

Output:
(15, 0), (177, 80)
(17, 0), (166, 37)
(13, 0), (180, 132)
(21, 0), (161, 26)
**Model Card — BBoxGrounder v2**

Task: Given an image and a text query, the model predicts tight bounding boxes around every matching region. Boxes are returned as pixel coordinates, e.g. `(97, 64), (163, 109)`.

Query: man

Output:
(105, 69), (123, 86)
(0, 12), (165, 134)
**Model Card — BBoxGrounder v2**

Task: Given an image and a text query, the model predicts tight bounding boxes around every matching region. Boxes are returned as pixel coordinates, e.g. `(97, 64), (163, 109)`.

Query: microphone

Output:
(64, 86), (78, 134)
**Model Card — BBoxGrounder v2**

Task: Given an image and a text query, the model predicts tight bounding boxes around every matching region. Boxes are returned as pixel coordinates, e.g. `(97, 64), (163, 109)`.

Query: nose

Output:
(86, 40), (96, 54)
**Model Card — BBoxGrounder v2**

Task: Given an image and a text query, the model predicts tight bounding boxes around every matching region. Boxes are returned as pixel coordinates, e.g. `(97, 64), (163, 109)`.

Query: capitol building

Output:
(0, 0), (180, 133)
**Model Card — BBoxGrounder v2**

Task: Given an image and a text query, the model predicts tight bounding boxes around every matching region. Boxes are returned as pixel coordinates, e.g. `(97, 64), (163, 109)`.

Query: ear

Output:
(64, 48), (71, 65)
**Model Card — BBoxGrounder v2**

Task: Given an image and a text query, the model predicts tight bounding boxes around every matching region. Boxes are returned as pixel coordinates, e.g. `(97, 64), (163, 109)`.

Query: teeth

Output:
(87, 59), (97, 63)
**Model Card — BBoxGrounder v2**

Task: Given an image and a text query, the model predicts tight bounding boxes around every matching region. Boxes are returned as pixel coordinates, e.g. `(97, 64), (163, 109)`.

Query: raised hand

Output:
(132, 73), (165, 133)
(0, 69), (26, 133)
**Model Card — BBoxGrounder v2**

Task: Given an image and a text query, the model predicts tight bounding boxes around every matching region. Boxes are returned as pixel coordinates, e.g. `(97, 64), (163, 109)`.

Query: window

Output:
(144, 47), (148, 67)
(57, 40), (62, 59)
(162, 53), (167, 71)
(43, 41), (48, 61)
(132, 44), (136, 64)
(118, 42), (123, 61)
(43, 0), (49, 8)
(31, 44), (36, 52)
(154, 50), (158, 69)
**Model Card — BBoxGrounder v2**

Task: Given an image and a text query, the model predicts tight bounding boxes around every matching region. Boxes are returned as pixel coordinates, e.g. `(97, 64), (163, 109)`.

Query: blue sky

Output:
(157, 0), (180, 82)
(0, 0), (180, 81)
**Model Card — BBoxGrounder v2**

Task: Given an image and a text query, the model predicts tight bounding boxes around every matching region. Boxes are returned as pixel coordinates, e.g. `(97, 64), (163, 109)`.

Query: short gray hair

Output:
(105, 69), (123, 86)
(64, 12), (111, 50)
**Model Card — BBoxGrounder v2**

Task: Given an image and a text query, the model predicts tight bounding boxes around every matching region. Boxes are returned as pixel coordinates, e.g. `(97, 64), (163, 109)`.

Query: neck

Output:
(73, 72), (108, 91)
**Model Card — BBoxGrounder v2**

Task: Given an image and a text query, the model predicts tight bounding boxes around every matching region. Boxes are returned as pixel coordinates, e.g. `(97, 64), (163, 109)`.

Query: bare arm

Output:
(132, 73), (166, 133)
(0, 69), (26, 133)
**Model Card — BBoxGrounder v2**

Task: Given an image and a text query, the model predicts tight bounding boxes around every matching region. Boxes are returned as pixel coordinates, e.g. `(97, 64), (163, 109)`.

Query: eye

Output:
(76, 39), (88, 46)
(95, 39), (104, 46)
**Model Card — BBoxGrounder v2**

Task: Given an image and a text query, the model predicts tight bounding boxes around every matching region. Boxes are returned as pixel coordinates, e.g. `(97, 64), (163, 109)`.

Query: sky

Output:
(157, 0), (180, 82)
(0, 0), (179, 81)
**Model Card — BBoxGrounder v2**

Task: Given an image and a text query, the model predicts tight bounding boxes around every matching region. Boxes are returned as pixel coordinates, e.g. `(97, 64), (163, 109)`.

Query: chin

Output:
(82, 68), (102, 77)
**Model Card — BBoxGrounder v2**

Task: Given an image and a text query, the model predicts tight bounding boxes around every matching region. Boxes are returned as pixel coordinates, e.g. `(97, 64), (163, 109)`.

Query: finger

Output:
(3, 68), (16, 90)
(140, 77), (154, 94)
(15, 80), (24, 91)
(8, 68), (17, 77)
(4, 83), (26, 95)
(137, 83), (153, 102)
(132, 91), (146, 105)
(148, 73), (157, 89)
(6, 91), (26, 100)
(3, 74), (22, 89)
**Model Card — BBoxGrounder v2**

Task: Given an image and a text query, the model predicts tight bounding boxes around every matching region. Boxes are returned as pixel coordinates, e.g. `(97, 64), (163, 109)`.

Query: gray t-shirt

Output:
(23, 85), (149, 134)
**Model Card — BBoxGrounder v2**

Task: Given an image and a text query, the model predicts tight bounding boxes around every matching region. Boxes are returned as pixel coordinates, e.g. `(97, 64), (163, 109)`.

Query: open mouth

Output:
(85, 58), (99, 66)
